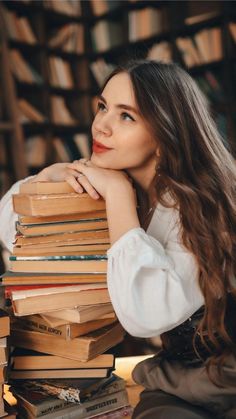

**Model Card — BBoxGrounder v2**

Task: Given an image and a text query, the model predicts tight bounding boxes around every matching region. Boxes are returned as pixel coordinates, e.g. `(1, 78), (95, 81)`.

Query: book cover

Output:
(41, 303), (114, 324)
(19, 181), (75, 195)
(10, 322), (125, 361)
(13, 192), (106, 216)
(16, 218), (108, 237)
(13, 314), (117, 339)
(9, 256), (107, 275)
(10, 283), (109, 316)
(10, 348), (115, 370)
(1, 271), (107, 286)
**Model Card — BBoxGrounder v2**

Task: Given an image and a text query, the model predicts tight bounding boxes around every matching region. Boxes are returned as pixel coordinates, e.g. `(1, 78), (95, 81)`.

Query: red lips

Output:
(92, 139), (113, 154)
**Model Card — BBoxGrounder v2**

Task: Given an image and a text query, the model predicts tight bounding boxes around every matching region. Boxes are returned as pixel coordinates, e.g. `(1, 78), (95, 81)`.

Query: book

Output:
(14, 229), (109, 247)
(0, 309), (10, 338)
(16, 389), (129, 419)
(10, 349), (115, 370)
(10, 322), (125, 361)
(18, 210), (107, 225)
(9, 366), (113, 380)
(13, 193), (106, 216)
(10, 374), (126, 412)
(13, 314), (117, 339)
(1, 271), (107, 286)
(16, 218), (108, 237)
(9, 255), (107, 274)
(41, 303), (115, 324)
(10, 283), (110, 316)
(19, 181), (75, 195)
(13, 244), (108, 257)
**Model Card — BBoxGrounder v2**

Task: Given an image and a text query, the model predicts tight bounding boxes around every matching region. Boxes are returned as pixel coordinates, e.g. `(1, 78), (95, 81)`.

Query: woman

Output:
(1, 60), (236, 418)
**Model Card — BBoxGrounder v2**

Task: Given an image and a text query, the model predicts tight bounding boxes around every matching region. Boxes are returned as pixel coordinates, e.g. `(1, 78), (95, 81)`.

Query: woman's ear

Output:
(155, 147), (160, 158)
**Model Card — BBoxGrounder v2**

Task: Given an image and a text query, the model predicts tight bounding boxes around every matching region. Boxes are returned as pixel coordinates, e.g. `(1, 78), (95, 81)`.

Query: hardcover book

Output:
(13, 192), (106, 216)
(10, 283), (110, 316)
(10, 322), (125, 361)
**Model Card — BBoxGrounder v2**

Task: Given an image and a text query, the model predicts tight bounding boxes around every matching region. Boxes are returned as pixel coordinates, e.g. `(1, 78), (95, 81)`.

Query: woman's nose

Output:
(93, 114), (112, 136)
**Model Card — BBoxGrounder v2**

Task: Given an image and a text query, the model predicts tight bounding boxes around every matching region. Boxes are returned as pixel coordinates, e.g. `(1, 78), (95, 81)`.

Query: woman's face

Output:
(91, 72), (158, 184)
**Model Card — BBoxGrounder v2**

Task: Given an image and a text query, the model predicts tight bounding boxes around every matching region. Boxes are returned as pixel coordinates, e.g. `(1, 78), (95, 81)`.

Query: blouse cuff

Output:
(107, 227), (146, 256)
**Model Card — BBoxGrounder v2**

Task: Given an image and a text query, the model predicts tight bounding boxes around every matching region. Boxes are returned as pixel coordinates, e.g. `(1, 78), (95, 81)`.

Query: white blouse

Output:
(0, 180), (204, 338)
(107, 203), (204, 338)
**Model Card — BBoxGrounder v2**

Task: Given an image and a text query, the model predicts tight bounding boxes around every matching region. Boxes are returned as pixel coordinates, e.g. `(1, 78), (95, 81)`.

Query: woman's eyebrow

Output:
(98, 94), (139, 115)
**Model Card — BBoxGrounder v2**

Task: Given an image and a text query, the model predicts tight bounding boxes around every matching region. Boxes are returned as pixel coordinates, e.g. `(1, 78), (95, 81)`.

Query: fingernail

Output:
(93, 192), (99, 199)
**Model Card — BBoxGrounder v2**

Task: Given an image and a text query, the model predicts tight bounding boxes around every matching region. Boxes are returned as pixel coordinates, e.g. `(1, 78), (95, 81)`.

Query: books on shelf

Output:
(18, 99), (46, 123)
(128, 7), (167, 42)
(49, 57), (74, 89)
(176, 27), (222, 68)
(229, 22), (236, 43)
(91, 20), (124, 52)
(2, 6), (37, 44)
(90, 0), (122, 16)
(50, 96), (77, 125)
(147, 42), (172, 63)
(53, 134), (91, 164)
(43, 0), (82, 17)
(90, 59), (115, 87)
(9, 50), (43, 84)
(48, 24), (84, 54)
(10, 322), (125, 362)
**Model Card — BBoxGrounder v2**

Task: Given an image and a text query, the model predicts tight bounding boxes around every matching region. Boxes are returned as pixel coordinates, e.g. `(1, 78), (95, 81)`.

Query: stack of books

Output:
(0, 310), (16, 418)
(2, 181), (131, 418)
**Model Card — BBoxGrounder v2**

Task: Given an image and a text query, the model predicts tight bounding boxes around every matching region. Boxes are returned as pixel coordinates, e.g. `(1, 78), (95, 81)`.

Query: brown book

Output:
(42, 303), (115, 324)
(1, 271), (107, 286)
(0, 347), (8, 366)
(9, 366), (112, 380)
(13, 314), (117, 338)
(19, 210), (107, 225)
(10, 322), (125, 361)
(14, 229), (109, 246)
(9, 256), (107, 274)
(13, 243), (109, 257)
(10, 348), (114, 370)
(10, 283), (110, 316)
(0, 309), (10, 338)
(19, 181), (75, 195)
(13, 192), (106, 216)
(16, 218), (108, 237)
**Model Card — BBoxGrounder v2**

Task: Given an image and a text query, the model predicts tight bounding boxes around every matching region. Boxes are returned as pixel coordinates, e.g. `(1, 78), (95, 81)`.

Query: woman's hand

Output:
(67, 159), (133, 200)
(27, 163), (89, 194)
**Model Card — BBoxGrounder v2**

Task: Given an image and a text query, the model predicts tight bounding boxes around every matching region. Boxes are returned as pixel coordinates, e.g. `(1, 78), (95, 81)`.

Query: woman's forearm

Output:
(105, 183), (140, 245)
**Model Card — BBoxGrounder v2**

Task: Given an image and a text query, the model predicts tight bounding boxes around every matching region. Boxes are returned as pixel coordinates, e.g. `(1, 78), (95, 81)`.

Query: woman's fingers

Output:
(76, 173), (100, 199)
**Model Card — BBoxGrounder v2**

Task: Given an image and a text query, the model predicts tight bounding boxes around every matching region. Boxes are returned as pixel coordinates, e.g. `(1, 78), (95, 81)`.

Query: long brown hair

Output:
(104, 60), (236, 375)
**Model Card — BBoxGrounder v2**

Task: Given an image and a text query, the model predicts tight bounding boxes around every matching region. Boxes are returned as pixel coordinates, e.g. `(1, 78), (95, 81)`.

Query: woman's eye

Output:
(121, 112), (135, 121)
(97, 102), (106, 112)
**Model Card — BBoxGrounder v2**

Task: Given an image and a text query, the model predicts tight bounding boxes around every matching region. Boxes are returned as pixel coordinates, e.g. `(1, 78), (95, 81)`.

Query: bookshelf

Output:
(0, 0), (235, 199)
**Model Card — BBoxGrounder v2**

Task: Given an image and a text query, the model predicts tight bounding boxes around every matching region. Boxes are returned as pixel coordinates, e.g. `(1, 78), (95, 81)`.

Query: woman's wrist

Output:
(31, 167), (52, 182)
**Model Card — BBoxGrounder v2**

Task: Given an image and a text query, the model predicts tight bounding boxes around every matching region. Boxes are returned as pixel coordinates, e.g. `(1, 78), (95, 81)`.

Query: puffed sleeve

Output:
(0, 177), (33, 252)
(107, 205), (204, 338)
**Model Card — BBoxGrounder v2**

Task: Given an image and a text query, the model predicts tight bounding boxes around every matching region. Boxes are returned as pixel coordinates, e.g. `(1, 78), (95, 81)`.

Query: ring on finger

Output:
(77, 173), (85, 180)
